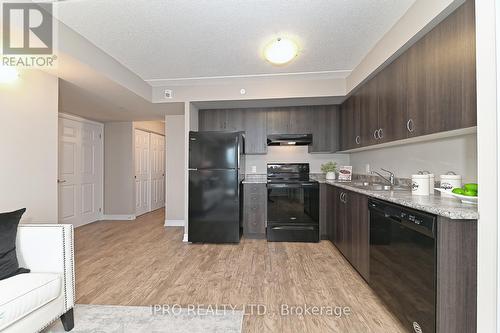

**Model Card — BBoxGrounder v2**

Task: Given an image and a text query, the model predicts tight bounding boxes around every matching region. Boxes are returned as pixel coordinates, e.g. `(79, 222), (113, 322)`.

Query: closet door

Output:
(58, 116), (103, 227)
(150, 133), (165, 211)
(135, 129), (150, 216)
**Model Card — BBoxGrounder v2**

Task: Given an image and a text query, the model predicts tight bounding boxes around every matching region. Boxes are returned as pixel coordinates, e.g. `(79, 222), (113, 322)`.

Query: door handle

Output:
(57, 179), (66, 183)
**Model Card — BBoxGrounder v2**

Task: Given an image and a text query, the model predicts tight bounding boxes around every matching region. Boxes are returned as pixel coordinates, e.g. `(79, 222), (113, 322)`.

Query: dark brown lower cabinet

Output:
(243, 183), (267, 238)
(326, 185), (369, 281)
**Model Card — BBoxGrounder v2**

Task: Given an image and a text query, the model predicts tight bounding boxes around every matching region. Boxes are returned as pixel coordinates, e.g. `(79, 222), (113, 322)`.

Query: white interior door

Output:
(135, 129), (150, 216)
(58, 116), (103, 227)
(150, 133), (165, 211)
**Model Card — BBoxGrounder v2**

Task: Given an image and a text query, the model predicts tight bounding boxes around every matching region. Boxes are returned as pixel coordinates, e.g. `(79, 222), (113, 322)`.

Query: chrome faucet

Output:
(371, 168), (395, 186)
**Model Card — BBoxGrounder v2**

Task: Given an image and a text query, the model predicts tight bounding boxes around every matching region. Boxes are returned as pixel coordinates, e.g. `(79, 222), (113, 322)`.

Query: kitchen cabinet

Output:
(360, 78), (379, 147)
(243, 183), (267, 238)
(326, 185), (369, 281)
(201, 105), (339, 154)
(266, 108), (291, 135)
(199, 109), (266, 154)
(243, 108), (267, 154)
(339, 0), (476, 151)
(407, 0), (476, 137)
(340, 93), (362, 150)
(377, 56), (407, 143)
(308, 105), (339, 153)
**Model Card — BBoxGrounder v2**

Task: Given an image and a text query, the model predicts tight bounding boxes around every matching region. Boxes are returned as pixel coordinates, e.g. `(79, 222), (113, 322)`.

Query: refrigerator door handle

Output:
(188, 168), (198, 171)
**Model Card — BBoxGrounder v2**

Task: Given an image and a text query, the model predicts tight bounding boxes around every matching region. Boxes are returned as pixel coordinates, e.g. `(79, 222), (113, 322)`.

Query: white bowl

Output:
(434, 188), (478, 204)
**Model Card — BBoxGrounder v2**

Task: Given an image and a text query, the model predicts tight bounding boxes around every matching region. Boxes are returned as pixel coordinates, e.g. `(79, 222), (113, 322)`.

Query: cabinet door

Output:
(333, 188), (349, 256)
(340, 100), (351, 151)
(360, 79), (379, 146)
(266, 108), (290, 134)
(348, 190), (369, 281)
(319, 184), (335, 243)
(199, 110), (224, 131)
(377, 56), (407, 143)
(289, 107), (311, 134)
(243, 184), (267, 237)
(243, 109), (267, 154)
(405, 41), (427, 137)
(309, 105), (339, 153)
(225, 109), (245, 131)
(407, 0), (476, 136)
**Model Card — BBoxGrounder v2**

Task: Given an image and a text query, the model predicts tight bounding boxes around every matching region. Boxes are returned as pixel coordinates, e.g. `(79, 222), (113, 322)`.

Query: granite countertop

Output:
(242, 174), (267, 184)
(311, 175), (478, 220)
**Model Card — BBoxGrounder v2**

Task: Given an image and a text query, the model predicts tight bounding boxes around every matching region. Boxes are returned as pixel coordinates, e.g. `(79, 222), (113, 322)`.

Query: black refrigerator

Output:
(188, 131), (245, 243)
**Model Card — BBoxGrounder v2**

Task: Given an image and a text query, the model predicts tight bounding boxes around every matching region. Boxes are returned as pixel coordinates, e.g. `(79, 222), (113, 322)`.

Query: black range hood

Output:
(267, 134), (313, 146)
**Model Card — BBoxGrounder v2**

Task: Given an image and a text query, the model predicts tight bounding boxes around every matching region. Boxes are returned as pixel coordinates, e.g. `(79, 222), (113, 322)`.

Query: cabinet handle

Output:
(344, 193), (348, 204)
(373, 130), (379, 140)
(407, 119), (415, 133)
(339, 192), (344, 203)
(355, 135), (361, 145)
(378, 128), (384, 139)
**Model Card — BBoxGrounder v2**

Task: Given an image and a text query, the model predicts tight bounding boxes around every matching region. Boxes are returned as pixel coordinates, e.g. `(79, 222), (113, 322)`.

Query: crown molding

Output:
(145, 70), (351, 87)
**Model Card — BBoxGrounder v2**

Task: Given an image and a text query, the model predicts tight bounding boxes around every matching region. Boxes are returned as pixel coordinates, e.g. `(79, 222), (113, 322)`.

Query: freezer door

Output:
(188, 169), (241, 243)
(189, 131), (239, 170)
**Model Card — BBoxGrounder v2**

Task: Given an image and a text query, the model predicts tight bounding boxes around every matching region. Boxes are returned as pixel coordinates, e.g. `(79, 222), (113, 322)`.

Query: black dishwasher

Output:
(369, 199), (436, 333)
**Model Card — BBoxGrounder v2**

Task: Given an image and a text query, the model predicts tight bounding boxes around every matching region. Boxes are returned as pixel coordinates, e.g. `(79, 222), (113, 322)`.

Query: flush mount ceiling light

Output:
(263, 37), (299, 65)
(0, 66), (19, 84)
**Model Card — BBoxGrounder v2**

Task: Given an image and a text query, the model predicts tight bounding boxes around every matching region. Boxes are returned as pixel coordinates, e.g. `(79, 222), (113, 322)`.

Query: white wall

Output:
(349, 134), (477, 182)
(475, 0), (498, 331)
(245, 146), (350, 174)
(103, 122), (135, 216)
(0, 70), (58, 223)
(165, 114), (186, 224)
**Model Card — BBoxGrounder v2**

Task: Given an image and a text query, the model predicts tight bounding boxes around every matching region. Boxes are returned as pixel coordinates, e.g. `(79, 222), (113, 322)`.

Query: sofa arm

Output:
(15, 224), (75, 311)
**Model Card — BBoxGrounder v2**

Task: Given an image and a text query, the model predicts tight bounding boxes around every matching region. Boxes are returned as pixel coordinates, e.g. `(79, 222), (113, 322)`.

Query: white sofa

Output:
(0, 224), (75, 333)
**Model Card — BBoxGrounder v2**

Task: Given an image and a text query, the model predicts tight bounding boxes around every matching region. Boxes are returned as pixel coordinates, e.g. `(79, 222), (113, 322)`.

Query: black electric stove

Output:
(266, 163), (319, 242)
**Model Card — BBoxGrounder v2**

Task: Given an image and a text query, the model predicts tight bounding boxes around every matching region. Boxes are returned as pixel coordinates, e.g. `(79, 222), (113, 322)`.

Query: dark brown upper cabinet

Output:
(200, 105), (339, 154)
(339, 0), (476, 151)
(406, 0), (476, 137)
(340, 93), (361, 150)
(360, 78), (379, 147)
(377, 56), (407, 143)
(308, 105), (339, 153)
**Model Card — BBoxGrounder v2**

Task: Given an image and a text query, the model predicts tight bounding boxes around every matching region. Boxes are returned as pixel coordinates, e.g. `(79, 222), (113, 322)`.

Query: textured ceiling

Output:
(54, 0), (416, 82)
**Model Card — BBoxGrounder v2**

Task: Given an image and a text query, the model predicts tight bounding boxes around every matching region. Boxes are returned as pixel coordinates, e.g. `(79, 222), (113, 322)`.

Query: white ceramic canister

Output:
(439, 172), (462, 197)
(412, 174), (430, 196)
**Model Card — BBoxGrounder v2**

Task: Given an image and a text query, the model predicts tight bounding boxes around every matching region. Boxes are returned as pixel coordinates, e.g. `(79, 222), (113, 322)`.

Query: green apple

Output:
(452, 188), (465, 195)
(463, 189), (477, 197)
(463, 183), (478, 192)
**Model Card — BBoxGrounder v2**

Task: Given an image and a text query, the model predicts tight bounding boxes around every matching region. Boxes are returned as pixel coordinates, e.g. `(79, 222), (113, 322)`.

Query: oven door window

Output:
(267, 185), (318, 224)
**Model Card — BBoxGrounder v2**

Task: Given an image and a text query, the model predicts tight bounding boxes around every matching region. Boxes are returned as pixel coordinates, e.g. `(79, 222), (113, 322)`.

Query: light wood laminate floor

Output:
(75, 209), (405, 332)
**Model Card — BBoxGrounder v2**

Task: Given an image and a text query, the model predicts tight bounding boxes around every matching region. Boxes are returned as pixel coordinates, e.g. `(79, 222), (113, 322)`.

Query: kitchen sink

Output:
(350, 181), (409, 192)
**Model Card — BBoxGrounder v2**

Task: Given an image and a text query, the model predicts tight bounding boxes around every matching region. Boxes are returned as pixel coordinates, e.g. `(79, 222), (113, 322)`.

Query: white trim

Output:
(183, 233), (189, 243)
(339, 127), (477, 153)
(101, 215), (136, 221)
(59, 113), (104, 127)
(145, 70), (351, 87)
(164, 219), (185, 227)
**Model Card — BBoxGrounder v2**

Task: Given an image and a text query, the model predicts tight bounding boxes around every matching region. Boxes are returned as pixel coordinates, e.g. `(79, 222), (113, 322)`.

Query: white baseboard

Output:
(183, 233), (189, 243)
(164, 219), (185, 227)
(102, 214), (136, 221)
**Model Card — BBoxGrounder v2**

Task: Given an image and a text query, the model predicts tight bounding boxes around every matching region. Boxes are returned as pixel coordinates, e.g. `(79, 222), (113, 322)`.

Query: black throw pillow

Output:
(0, 208), (30, 280)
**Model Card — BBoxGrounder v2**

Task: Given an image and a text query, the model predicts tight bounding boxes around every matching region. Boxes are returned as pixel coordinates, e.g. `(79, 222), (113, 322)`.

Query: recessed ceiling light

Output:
(263, 37), (298, 65)
(0, 66), (19, 84)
